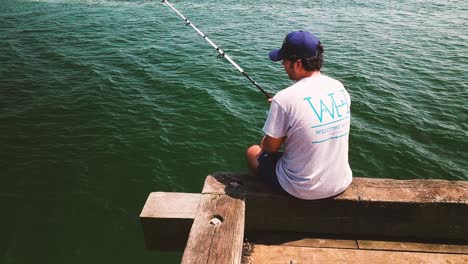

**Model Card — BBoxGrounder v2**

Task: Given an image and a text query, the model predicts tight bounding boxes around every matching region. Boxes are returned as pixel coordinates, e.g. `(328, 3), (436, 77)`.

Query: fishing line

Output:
(161, 0), (272, 99)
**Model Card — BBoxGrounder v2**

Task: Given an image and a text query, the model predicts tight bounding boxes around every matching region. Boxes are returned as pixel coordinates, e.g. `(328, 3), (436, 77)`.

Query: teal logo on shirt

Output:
(304, 90), (350, 123)
(304, 90), (350, 143)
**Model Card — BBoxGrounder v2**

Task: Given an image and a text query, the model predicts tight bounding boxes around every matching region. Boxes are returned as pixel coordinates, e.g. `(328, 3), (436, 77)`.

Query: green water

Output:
(1, 0), (467, 263)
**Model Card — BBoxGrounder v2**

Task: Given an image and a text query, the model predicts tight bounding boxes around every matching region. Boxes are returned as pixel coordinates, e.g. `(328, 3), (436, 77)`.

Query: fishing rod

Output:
(161, 0), (272, 99)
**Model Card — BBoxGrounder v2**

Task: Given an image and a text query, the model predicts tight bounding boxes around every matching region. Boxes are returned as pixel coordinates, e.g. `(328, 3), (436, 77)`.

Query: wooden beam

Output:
(246, 232), (468, 254)
(203, 172), (468, 203)
(205, 172), (468, 241)
(181, 193), (245, 264)
(140, 173), (468, 252)
(357, 240), (468, 254)
(247, 231), (358, 249)
(247, 245), (468, 264)
(140, 192), (200, 251)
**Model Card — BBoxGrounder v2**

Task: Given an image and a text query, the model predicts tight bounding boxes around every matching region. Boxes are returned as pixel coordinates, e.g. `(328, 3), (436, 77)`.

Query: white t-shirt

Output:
(263, 75), (352, 200)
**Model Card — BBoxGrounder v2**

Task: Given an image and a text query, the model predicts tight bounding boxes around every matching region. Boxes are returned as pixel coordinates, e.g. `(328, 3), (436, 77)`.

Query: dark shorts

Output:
(257, 151), (287, 193)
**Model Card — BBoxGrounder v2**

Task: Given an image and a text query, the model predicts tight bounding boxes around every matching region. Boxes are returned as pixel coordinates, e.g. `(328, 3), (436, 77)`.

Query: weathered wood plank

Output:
(358, 240), (468, 254)
(140, 192), (200, 219)
(204, 172), (468, 203)
(181, 193), (245, 264)
(203, 172), (468, 241)
(139, 192), (201, 251)
(248, 232), (468, 254)
(247, 245), (468, 264)
(347, 177), (468, 203)
(140, 173), (468, 252)
(247, 232), (358, 249)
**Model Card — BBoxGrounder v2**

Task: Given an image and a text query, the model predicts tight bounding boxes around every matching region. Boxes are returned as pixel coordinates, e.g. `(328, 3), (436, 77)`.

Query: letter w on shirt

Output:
(304, 90), (350, 123)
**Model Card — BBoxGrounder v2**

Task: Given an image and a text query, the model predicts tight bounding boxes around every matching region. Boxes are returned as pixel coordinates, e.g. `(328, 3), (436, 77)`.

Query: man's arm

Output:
(260, 134), (284, 153)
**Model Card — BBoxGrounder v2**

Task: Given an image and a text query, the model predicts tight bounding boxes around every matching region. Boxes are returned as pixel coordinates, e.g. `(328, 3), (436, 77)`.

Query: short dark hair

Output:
(286, 42), (324, 71)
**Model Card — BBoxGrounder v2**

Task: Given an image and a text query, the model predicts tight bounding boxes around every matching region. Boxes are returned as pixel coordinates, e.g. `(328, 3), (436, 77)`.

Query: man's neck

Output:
(298, 70), (321, 80)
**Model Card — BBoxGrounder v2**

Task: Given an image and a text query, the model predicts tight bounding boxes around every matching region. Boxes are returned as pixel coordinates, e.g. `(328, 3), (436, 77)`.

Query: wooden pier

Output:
(140, 172), (468, 263)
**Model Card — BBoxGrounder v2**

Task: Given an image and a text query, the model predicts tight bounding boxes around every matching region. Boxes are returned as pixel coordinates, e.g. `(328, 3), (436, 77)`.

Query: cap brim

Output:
(269, 48), (284, 62)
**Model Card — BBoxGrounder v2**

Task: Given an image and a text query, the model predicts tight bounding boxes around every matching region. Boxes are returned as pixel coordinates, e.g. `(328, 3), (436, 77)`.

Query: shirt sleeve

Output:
(262, 100), (289, 139)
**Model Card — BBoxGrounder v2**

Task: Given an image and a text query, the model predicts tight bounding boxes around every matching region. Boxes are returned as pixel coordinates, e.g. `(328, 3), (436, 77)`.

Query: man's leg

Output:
(246, 144), (262, 175)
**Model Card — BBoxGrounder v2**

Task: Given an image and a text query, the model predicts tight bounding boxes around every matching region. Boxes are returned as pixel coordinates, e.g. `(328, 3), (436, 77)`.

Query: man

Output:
(246, 30), (352, 200)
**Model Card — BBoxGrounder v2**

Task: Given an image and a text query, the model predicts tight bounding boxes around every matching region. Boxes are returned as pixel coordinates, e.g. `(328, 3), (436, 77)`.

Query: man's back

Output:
(263, 75), (352, 199)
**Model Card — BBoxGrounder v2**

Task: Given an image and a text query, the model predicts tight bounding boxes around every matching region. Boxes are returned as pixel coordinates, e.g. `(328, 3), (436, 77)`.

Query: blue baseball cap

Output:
(269, 30), (320, 62)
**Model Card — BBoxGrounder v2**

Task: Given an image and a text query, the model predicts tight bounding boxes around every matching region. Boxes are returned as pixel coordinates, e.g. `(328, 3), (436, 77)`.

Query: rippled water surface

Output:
(1, 0), (467, 263)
